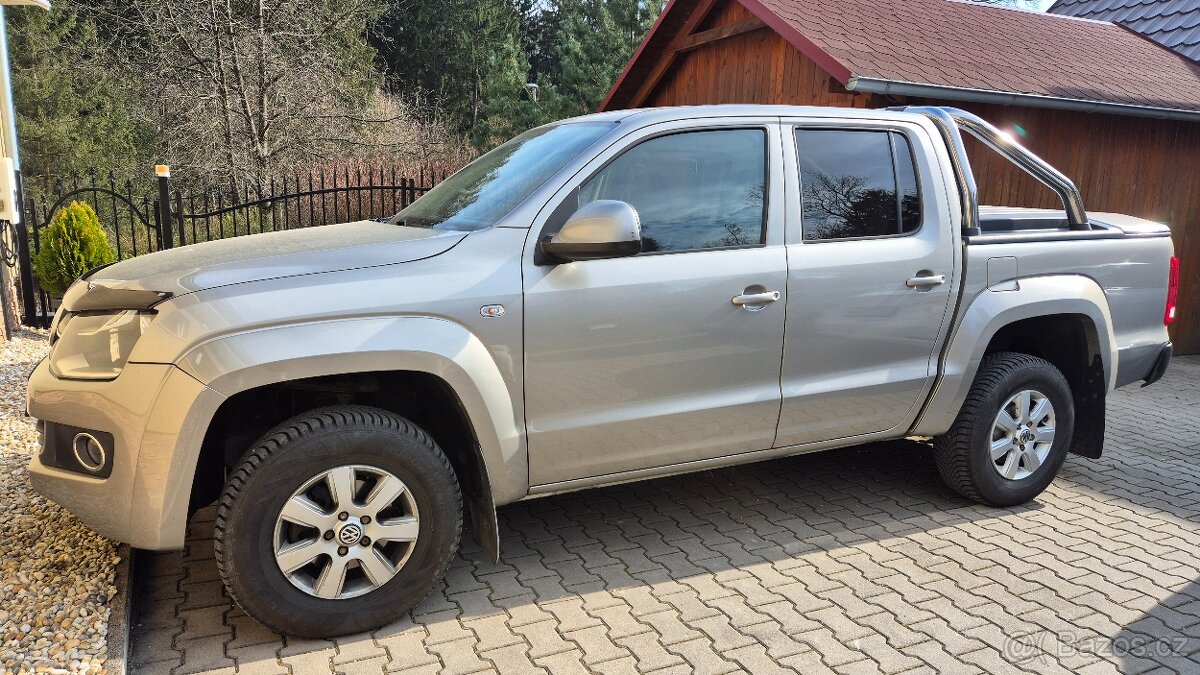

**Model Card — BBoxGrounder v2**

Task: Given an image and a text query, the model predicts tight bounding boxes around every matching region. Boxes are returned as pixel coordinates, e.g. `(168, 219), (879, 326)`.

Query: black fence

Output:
(15, 166), (445, 327)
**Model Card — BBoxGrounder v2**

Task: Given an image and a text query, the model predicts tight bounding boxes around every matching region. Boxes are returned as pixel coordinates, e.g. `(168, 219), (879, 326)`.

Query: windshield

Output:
(394, 122), (614, 230)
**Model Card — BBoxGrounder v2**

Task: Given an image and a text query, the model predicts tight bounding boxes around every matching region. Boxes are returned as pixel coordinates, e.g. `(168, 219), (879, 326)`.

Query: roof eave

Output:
(737, 0), (853, 83)
(847, 76), (1200, 122)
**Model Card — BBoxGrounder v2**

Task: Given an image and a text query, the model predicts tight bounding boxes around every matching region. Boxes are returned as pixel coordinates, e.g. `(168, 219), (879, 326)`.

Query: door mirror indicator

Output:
(540, 200), (642, 263)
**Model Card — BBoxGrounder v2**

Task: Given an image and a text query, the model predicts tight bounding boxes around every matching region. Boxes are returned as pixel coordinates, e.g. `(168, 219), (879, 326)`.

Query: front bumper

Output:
(26, 358), (225, 550)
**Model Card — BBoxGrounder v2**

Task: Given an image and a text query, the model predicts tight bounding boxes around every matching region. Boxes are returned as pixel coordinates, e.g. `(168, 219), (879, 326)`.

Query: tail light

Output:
(1165, 256), (1179, 325)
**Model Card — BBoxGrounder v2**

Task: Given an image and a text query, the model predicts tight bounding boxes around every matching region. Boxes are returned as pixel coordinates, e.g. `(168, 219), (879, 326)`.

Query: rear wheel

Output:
(933, 352), (1074, 506)
(215, 405), (462, 637)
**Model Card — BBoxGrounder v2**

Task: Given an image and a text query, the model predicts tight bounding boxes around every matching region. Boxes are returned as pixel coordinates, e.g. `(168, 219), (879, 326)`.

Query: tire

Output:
(933, 352), (1074, 506)
(215, 405), (462, 637)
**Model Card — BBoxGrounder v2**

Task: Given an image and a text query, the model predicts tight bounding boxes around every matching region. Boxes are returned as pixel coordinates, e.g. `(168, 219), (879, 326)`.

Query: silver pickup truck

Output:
(27, 105), (1178, 637)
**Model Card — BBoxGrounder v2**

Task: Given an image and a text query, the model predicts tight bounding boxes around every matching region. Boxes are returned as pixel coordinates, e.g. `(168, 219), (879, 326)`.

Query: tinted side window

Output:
(579, 129), (766, 253)
(796, 129), (922, 240)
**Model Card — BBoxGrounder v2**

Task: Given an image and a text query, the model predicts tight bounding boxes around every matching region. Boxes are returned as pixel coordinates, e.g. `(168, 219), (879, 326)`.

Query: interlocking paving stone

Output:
(225, 642), (286, 675)
(174, 634), (234, 674)
(129, 356), (1200, 673)
(279, 647), (336, 675)
(331, 634), (386, 664)
(532, 648), (590, 674)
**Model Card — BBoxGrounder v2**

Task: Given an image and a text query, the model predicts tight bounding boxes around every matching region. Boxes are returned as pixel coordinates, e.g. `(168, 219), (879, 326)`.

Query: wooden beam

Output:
(628, 0), (720, 108)
(668, 17), (767, 55)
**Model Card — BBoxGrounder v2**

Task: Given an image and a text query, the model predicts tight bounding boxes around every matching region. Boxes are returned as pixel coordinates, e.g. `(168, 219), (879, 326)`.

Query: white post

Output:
(0, 6), (19, 172)
(0, 5), (19, 338)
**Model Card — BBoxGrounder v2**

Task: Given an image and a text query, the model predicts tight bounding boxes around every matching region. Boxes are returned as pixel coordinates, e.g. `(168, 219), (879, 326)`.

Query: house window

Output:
(796, 129), (921, 241)
(579, 129), (767, 253)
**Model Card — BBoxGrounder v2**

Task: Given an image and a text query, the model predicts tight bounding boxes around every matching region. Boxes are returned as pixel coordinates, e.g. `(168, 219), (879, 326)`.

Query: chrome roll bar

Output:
(899, 106), (1090, 234)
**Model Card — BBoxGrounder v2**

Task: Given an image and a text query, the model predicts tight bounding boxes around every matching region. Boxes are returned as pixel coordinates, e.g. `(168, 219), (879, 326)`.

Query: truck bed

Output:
(976, 206), (1172, 243)
(967, 205), (1173, 388)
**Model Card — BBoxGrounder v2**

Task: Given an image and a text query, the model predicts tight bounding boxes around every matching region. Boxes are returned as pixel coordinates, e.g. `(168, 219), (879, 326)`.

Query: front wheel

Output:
(933, 352), (1074, 506)
(215, 405), (462, 637)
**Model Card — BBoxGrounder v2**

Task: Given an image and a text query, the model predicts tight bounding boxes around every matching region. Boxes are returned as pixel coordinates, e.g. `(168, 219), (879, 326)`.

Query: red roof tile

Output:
(602, 0), (1200, 114)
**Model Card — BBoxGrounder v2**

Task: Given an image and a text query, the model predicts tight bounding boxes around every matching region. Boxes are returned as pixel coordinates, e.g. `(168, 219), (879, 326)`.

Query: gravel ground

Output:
(0, 330), (117, 675)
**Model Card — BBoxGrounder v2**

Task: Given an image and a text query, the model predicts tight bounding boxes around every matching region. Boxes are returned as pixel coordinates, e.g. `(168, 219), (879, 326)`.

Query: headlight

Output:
(49, 310), (155, 380)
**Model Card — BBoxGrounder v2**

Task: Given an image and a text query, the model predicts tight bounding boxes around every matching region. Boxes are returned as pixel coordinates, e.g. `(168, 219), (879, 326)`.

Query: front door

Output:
(775, 122), (958, 447)
(524, 123), (787, 486)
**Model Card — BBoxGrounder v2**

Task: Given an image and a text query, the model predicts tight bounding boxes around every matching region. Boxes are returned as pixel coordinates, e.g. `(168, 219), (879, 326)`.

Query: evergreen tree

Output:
(541, 0), (665, 117)
(8, 2), (147, 185)
(469, 28), (549, 148)
(374, 0), (530, 136)
(373, 0), (664, 149)
(518, 0), (562, 86)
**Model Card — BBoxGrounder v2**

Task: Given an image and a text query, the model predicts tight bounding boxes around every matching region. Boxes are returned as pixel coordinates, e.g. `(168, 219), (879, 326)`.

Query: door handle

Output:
(731, 290), (781, 308)
(906, 274), (946, 289)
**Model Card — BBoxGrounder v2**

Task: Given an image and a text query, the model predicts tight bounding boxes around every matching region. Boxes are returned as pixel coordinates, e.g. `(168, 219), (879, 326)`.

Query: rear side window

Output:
(795, 129), (921, 241)
(579, 129), (766, 253)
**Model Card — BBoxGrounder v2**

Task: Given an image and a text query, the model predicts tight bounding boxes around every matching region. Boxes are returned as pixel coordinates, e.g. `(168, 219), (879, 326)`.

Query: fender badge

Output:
(480, 304), (505, 318)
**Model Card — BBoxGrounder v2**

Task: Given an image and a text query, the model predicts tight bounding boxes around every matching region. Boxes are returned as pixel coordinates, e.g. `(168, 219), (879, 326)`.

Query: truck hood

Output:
(72, 220), (467, 300)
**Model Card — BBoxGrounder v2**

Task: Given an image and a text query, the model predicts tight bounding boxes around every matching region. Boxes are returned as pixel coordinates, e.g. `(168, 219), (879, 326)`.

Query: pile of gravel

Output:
(0, 330), (117, 674)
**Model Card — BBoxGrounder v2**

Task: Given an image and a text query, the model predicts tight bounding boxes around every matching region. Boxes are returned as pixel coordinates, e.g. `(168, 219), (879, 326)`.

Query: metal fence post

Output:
(174, 190), (186, 247)
(156, 165), (174, 249)
(15, 188), (36, 326)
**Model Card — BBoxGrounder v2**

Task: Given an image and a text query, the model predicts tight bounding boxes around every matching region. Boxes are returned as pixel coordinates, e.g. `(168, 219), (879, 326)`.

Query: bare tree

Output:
(802, 172), (904, 239)
(803, 173), (868, 226)
(83, 0), (422, 183)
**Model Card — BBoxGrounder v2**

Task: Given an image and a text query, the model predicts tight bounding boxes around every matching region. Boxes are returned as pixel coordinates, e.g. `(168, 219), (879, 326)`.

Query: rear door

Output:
(775, 120), (959, 447)
(523, 119), (788, 486)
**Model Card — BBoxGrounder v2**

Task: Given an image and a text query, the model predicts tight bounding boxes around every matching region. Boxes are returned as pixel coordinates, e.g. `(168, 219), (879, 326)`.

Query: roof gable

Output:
(602, 0), (1200, 117)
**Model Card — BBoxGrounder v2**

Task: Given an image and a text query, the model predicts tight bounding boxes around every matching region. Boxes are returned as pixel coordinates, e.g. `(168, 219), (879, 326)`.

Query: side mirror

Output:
(540, 200), (641, 263)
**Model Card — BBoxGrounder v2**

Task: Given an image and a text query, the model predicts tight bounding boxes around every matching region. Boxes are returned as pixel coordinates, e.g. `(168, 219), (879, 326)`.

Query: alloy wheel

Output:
(272, 464), (420, 599)
(989, 389), (1056, 481)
